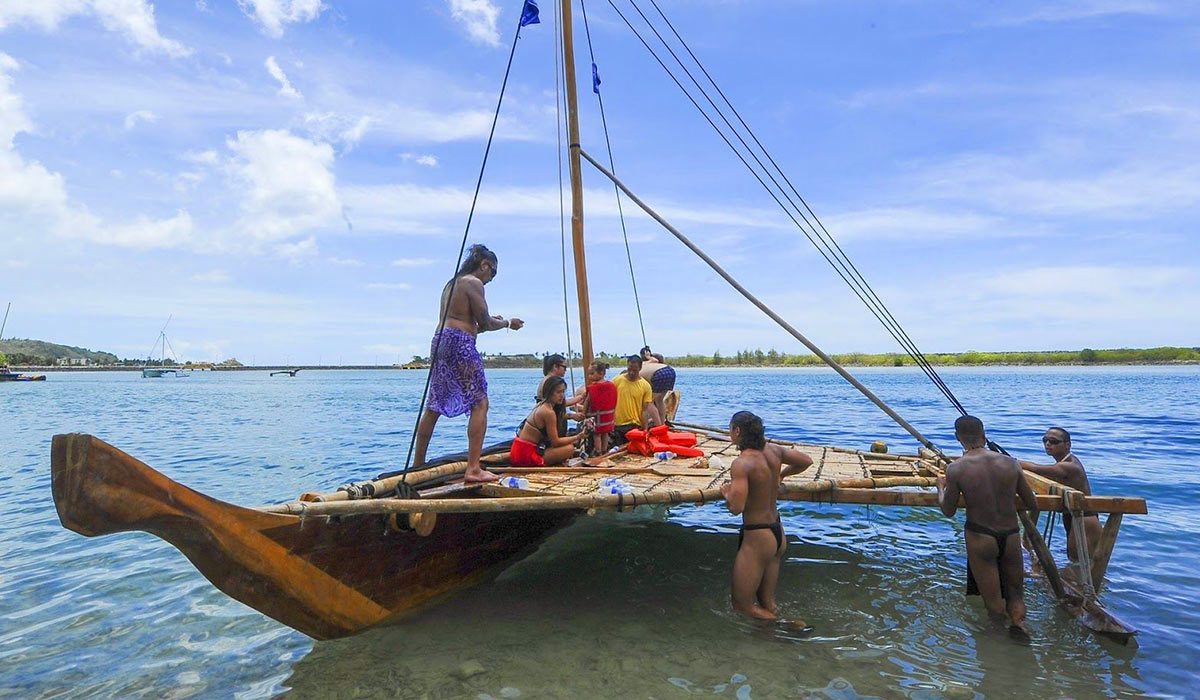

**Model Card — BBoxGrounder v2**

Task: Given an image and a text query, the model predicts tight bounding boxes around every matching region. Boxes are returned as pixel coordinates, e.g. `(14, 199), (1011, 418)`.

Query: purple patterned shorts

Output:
(427, 328), (488, 418)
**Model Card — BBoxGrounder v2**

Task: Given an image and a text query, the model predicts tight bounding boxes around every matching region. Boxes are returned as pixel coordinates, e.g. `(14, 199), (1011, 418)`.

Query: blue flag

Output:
(521, 0), (540, 27)
(592, 62), (601, 94)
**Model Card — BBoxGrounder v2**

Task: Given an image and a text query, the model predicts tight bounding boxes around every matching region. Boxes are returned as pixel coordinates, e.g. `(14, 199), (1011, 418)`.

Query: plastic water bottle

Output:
(654, 451), (677, 460)
(500, 476), (530, 489)
(598, 477), (633, 494)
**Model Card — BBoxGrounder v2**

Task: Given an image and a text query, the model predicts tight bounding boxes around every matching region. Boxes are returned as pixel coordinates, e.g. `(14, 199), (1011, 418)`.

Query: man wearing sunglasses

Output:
(1019, 428), (1103, 562)
(413, 244), (524, 483)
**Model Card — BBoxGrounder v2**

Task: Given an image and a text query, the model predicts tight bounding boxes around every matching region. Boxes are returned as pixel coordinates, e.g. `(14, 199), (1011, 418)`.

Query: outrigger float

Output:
(52, 0), (1146, 644)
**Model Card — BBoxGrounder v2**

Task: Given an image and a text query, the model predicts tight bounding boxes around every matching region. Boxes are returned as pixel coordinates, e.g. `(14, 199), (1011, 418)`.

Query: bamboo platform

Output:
(264, 422), (1145, 521)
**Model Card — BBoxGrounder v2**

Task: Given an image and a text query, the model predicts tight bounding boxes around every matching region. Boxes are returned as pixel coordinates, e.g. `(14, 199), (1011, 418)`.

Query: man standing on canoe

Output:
(720, 411), (814, 625)
(1018, 427), (1103, 562)
(937, 415), (1037, 635)
(413, 244), (523, 483)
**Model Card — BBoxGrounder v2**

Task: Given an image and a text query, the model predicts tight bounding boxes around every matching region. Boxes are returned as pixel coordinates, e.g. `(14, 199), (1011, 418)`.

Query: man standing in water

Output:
(1019, 427), (1103, 563)
(720, 411), (814, 625)
(937, 415), (1038, 635)
(412, 244), (523, 483)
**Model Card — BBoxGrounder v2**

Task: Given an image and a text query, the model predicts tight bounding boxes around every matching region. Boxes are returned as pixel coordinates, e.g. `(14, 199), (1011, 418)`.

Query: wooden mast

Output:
(560, 0), (594, 368)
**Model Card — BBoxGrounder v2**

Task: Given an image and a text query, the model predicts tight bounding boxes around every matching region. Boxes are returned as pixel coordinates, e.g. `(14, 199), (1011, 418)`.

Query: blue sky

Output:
(0, 0), (1196, 364)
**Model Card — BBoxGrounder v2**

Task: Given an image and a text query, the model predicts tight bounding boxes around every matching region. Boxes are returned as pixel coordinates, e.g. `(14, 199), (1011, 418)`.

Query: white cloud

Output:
(391, 257), (436, 267)
(237, 0), (325, 38)
(364, 343), (419, 356)
(339, 116), (370, 146)
(182, 149), (219, 165)
(0, 53), (192, 248)
(823, 207), (1007, 241)
(276, 234), (318, 260)
(192, 269), (230, 282)
(400, 152), (438, 167)
(448, 0), (500, 47)
(916, 153), (1200, 218)
(224, 129), (341, 243)
(265, 56), (302, 100)
(123, 109), (157, 130)
(93, 209), (195, 247)
(987, 0), (1169, 26)
(978, 265), (1193, 300)
(0, 0), (191, 57)
(366, 282), (412, 291)
(340, 183), (782, 235)
(327, 256), (364, 267)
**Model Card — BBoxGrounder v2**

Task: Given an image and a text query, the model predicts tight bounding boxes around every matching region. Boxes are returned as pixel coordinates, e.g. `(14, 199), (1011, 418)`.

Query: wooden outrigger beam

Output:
(261, 481), (1145, 517)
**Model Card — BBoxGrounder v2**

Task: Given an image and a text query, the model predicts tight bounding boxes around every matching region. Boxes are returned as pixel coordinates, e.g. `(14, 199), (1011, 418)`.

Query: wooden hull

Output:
(50, 434), (576, 640)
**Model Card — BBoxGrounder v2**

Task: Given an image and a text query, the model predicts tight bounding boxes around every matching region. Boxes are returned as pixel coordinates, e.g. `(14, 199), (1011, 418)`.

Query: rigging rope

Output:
(642, 0), (967, 415)
(579, 0), (648, 349)
(553, 0), (578, 391)
(400, 12), (530, 479)
(607, 0), (969, 416)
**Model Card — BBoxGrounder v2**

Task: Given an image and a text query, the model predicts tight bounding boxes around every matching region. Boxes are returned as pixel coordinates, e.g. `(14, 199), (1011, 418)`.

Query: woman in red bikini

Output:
(511, 376), (587, 466)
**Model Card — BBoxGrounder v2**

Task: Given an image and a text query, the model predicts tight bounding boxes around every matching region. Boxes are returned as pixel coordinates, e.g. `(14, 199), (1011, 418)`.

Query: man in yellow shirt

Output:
(611, 354), (654, 444)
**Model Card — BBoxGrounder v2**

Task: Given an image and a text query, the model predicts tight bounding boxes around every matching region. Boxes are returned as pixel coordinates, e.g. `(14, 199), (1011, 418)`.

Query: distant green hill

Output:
(0, 338), (119, 365)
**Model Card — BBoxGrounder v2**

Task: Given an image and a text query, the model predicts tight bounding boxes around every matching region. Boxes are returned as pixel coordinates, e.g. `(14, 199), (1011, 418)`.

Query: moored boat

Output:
(141, 317), (190, 378)
(0, 303), (47, 381)
(1, 367), (46, 381)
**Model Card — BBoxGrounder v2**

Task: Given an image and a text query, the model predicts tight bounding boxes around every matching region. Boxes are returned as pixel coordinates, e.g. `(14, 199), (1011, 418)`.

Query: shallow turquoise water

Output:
(1, 367), (1197, 698)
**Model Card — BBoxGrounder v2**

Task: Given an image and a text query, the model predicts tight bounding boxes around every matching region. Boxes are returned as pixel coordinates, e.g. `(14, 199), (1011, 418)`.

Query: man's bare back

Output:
(938, 416), (1037, 636)
(721, 412), (814, 626)
(736, 443), (815, 525)
(943, 451), (1027, 534)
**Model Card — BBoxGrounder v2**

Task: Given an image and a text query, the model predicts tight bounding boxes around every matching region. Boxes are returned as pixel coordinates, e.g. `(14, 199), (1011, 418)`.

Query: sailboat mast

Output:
(560, 0), (594, 368)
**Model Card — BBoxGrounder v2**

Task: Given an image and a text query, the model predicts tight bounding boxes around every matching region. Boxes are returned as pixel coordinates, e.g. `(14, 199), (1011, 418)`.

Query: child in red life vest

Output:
(581, 361), (617, 454)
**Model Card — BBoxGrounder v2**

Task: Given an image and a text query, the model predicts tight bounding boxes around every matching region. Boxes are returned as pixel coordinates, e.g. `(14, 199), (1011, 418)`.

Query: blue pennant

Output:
(592, 62), (601, 94)
(521, 0), (540, 27)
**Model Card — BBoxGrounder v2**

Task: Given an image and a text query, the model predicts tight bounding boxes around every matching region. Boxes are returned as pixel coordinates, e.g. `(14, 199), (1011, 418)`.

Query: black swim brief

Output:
(738, 518), (784, 554)
(964, 520), (1019, 599)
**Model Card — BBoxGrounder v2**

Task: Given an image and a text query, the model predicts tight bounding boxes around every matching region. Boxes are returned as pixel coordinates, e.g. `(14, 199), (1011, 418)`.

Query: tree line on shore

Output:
(661, 346), (1200, 367)
(464, 346), (1198, 369)
(6, 344), (1197, 369)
